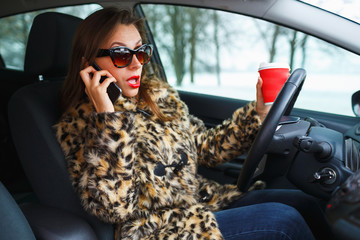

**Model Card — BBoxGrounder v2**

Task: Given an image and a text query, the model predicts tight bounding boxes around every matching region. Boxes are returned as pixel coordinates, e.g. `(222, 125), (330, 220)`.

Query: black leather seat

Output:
(8, 12), (114, 240)
(1, 11), (87, 190)
(0, 181), (36, 240)
(23, 12), (82, 80)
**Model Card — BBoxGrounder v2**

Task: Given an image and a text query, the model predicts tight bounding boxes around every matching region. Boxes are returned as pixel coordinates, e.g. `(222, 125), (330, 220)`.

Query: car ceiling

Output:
(1, 0), (360, 55)
(0, 0), (278, 17)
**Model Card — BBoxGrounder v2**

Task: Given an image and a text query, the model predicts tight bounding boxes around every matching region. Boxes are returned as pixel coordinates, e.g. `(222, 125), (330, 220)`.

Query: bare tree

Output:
(269, 25), (280, 62)
(300, 35), (308, 68)
(286, 29), (309, 70)
(188, 8), (204, 84)
(255, 22), (310, 70)
(0, 13), (34, 67)
(213, 11), (221, 86)
(167, 6), (187, 86)
(254, 21), (281, 62)
(144, 5), (188, 86)
(288, 30), (298, 70)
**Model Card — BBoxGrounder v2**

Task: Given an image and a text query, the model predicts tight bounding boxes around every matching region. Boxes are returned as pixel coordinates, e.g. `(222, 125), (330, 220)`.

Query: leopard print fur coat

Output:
(54, 77), (262, 240)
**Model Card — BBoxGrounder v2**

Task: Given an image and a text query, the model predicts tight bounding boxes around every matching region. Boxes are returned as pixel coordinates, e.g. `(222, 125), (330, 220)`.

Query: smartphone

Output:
(92, 62), (121, 103)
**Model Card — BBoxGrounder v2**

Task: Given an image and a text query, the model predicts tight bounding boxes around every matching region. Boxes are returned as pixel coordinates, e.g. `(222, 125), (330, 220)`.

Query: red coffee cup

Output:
(258, 62), (290, 105)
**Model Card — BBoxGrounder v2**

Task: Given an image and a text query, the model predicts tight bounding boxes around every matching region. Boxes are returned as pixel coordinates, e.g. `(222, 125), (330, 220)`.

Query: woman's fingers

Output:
(255, 77), (271, 122)
(80, 65), (96, 87)
(256, 77), (264, 104)
(80, 66), (117, 113)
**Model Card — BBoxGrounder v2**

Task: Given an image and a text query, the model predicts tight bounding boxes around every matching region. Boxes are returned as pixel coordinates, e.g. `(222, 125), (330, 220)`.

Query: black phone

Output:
(92, 62), (121, 103)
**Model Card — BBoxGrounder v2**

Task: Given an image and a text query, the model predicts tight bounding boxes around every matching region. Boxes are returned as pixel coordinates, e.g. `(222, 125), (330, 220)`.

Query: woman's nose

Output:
(128, 54), (142, 69)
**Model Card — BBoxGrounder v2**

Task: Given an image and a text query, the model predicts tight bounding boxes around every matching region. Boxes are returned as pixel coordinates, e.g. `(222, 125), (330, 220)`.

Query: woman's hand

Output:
(256, 77), (271, 122)
(80, 65), (117, 113)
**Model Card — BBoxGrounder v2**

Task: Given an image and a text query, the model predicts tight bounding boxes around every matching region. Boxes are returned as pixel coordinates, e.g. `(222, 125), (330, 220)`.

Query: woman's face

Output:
(95, 24), (143, 98)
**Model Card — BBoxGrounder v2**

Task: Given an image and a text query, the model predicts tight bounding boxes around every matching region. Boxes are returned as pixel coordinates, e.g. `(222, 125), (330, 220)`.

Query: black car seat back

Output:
(8, 12), (113, 240)
(24, 12), (80, 80)
(0, 181), (36, 240)
(0, 11), (84, 192)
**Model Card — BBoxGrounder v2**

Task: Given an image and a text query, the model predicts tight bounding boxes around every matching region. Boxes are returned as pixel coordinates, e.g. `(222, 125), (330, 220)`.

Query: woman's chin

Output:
(122, 88), (139, 98)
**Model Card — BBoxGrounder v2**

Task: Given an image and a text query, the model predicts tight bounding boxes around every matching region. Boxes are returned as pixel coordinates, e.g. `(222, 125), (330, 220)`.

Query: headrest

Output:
(24, 12), (82, 78)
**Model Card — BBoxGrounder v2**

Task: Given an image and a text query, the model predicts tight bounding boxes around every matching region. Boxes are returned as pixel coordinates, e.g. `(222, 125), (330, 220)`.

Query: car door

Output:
(136, 3), (360, 184)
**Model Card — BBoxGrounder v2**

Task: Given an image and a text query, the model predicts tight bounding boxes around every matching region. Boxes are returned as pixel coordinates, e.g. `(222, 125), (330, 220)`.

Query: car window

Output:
(141, 4), (360, 117)
(0, 4), (101, 70)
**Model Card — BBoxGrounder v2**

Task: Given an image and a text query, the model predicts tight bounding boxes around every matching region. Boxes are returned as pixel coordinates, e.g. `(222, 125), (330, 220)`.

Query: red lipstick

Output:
(127, 75), (140, 88)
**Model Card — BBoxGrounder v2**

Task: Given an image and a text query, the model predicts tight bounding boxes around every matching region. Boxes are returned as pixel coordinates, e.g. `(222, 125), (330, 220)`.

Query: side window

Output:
(0, 4), (100, 70)
(141, 4), (360, 117)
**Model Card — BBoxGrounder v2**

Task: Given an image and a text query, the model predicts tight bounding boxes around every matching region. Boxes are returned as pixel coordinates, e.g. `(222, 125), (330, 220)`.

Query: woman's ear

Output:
(81, 57), (89, 68)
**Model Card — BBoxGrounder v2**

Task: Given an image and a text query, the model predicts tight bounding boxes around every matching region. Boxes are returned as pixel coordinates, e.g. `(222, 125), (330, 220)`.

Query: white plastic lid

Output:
(258, 62), (290, 70)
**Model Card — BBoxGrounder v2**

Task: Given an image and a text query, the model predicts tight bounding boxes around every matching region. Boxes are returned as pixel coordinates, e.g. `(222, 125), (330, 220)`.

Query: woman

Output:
(55, 7), (315, 240)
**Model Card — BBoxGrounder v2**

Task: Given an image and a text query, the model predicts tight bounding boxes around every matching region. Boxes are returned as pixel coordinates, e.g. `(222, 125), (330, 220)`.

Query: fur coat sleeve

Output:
(190, 101), (261, 167)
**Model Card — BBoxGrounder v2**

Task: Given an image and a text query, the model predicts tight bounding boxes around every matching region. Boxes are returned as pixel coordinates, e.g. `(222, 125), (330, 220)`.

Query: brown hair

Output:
(60, 7), (168, 120)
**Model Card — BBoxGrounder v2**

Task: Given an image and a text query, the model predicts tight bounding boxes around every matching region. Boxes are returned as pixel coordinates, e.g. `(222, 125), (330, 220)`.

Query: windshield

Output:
(299, 0), (360, 24)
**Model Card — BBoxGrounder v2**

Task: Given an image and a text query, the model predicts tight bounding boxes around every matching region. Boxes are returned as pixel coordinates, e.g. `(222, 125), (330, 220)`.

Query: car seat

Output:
(0, 8), (87, 192)
(8, 12), (114, 240)
(0, 181), (36, 240)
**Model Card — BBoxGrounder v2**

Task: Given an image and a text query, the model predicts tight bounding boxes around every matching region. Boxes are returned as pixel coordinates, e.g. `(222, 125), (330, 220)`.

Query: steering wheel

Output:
(237, 68), (307, 192)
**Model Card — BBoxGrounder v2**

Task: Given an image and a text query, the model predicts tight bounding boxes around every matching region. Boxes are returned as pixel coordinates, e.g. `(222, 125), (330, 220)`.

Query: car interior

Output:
(1, 1), (360, 240)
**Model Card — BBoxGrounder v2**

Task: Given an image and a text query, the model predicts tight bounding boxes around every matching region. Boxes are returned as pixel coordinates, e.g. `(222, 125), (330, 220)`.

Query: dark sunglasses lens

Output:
(112, 48), (132, 67)
(136, 46), (152, 65)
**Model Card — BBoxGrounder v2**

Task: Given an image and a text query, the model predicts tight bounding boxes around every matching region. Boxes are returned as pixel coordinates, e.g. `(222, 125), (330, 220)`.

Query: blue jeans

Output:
(214, 202), (315, 240)
(224, 189), (332, 240)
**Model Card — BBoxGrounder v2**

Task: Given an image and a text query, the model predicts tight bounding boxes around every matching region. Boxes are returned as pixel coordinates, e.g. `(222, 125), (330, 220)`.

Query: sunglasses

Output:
(97, 44), (153, 68)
